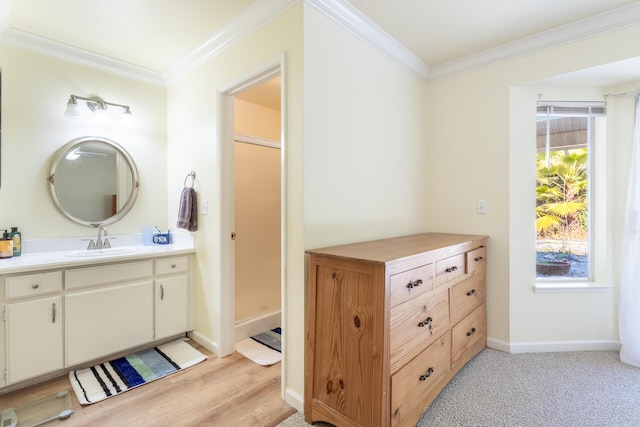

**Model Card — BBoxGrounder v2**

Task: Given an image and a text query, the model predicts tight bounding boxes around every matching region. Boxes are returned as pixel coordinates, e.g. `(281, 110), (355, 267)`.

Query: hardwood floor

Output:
(0, 340), (296, 426)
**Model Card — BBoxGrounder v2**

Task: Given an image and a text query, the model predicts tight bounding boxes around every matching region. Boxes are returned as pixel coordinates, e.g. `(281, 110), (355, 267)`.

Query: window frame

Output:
(534, 101), (606, 286)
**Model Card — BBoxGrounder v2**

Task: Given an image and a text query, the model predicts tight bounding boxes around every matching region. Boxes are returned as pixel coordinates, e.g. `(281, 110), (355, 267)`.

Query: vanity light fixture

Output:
(64, 94), (134, 126)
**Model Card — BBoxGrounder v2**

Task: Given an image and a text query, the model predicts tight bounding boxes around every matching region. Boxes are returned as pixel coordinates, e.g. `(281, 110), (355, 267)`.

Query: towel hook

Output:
(184, 171), (196, 187)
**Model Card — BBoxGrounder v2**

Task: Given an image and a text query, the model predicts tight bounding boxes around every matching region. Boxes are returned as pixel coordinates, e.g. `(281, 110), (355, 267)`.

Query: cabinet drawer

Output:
(390, 263), (434, 308)
(66, 261), (152, 290)
(391, 333), (451, 427)
(467, 246), (487, 273)
(435, 254), (465, 287)
(450, 273), (485, 324)
(390, 286), (449, 364)
(5, 272), (62, 300)
(451, 304), (486, 366)
(155, 256), (188, 276)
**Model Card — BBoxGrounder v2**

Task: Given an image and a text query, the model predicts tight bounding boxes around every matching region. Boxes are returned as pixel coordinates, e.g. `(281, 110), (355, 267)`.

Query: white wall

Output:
(303, 7), (429, 248)
(0, 43), (167, 240)
(424, 23), (640, 351)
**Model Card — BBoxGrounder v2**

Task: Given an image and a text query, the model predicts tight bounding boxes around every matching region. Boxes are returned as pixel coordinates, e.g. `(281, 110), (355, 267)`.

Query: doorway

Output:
(216, 57), (286, 395)
(233, 81), (282, 340)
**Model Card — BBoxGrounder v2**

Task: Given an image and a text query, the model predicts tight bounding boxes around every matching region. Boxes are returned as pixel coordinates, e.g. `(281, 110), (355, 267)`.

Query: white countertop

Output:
(0, 233), (195, 275)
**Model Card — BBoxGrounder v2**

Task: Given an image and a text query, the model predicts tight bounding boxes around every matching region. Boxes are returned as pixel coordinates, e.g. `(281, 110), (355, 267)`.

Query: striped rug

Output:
(251, 327), (282, 353)
(69, 339), (207, 405)
(236, 327), (282, 366)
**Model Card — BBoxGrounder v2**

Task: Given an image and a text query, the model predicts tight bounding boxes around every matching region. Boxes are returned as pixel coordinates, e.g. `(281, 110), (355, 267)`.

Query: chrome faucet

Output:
(90, 225), (111, 250)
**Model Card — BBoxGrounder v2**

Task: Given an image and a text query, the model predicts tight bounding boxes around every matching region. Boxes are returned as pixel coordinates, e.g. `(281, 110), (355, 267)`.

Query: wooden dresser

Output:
(305, 233), (488, 427)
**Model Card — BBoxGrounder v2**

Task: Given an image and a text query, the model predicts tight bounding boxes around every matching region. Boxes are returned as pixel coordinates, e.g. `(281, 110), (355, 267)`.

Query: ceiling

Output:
(2, 0), (640, 91)
(348, 0), (640, 68)
(5, 0), (257, 72)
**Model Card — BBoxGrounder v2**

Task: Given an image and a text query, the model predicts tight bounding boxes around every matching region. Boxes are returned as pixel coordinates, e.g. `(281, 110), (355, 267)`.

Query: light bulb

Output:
(64, 97), (80, 118)
(120, 107), (134, 127)
(93, 104), (109, 123)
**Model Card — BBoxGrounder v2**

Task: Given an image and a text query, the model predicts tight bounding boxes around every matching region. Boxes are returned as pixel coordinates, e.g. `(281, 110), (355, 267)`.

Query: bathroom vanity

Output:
(0, 134), (197, 390)
(0, 240), (194, 389)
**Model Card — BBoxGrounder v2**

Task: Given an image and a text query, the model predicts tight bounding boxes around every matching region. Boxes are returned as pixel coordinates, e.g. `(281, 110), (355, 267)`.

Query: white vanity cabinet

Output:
(155, 256), (190, 340)
(65, 260), (154, 366)
(4, 272), (63, 384)
(0, 250), (193, 389)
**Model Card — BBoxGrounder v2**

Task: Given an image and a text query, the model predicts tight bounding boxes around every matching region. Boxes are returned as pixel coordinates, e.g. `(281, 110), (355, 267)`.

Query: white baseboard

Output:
(285, 387), (304, 413)
(235, 310), (281, 341)
(487, 337), (511, 352)
(487, 336), (621, 353)
(188, 330), (220, 356)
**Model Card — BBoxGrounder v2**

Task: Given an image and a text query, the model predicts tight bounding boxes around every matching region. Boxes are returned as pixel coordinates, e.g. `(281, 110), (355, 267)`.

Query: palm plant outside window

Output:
(535, 101), (605, 280)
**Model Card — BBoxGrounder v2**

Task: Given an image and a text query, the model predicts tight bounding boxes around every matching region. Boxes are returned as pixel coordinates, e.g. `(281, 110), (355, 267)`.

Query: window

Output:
(535, 101), (606, 280)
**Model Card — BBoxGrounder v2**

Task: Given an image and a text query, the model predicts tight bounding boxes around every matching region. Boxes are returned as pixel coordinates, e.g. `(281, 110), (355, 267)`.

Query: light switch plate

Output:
(477, 200), (488, 214)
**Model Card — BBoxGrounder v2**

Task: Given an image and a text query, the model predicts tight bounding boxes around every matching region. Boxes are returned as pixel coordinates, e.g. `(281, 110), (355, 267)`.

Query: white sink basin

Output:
(64, 247), (139, 258)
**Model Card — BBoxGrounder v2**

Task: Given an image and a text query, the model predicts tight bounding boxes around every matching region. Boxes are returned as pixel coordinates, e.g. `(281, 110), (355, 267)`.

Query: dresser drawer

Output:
(435, 253), (465, 287)
(451, 304), (486, 366)
(390, 263), (434, 308)
(5, 272), (62, 300)
(391, 333), (451, 427)
(390, 286), (449, 365)
(467, 246), (487, 273)
(450, 273), (485, 324)
(66, 260), (153, 290)
(155, 256), (188, 276)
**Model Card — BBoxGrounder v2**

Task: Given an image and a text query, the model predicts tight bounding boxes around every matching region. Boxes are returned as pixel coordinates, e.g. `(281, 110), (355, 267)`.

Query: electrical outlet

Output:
(200, 200), (208, 215)
(477, 200), (488, 214)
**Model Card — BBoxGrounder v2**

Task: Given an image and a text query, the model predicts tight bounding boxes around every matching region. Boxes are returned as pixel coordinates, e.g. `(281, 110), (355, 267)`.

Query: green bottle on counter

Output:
(10, 227), (21, 256)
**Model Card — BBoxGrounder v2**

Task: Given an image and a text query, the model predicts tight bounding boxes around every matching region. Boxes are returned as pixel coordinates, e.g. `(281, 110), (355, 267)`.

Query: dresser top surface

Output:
(306, 233), (488, 264)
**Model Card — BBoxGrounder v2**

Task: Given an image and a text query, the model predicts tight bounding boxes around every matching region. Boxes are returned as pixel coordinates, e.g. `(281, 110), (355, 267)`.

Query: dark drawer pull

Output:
(417, 317), (433, 328)
(419, 367), (434, 381)
(445, 266), (458, 273)
(466, 327), (477, 337)
(466, 289), (476, 296)
(474, 256), (484, 262)
(32, 283), (40, 289)
(406, 279), (423, 289)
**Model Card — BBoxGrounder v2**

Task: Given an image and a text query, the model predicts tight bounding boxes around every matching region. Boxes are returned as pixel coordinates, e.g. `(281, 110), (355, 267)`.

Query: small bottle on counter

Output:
(10, 227), (21, 257)
(0, 230), (14, 259)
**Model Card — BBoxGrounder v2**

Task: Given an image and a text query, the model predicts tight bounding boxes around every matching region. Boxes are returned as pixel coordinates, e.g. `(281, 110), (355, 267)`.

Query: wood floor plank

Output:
(0, 340), (296, 426)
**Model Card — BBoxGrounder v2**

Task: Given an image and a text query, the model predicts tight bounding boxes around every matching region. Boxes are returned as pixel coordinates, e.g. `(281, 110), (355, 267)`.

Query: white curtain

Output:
(620, 94), (640, 367)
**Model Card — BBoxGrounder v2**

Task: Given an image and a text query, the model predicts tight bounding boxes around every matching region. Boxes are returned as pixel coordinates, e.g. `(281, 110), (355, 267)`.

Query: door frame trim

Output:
(216, 54), (287, 397)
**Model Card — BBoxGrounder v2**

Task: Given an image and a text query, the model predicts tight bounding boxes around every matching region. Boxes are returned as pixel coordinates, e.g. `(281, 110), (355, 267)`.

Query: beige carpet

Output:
(278, 349), (640, 427)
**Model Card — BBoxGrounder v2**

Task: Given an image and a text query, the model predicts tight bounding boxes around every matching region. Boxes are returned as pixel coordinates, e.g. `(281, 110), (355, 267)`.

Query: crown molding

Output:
(163, 0), (299, 84)
(0, 0), (298, 86)
(0, 28), (165, 85)
(305, 0), (430, 81)
(306, 0), (640, 83)
(2, 0), (639, 85)
(427, 2), (640, 82)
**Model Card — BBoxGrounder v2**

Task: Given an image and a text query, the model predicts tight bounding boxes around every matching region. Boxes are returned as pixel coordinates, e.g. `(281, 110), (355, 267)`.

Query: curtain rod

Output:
(604, 88), (640, 99)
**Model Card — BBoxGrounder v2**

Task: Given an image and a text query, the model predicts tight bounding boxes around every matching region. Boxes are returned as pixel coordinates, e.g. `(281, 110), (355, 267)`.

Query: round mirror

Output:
(48, 136), (139, 227)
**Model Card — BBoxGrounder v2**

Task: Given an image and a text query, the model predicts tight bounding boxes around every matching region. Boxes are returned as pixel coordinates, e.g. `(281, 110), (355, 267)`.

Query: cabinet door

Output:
(65, 281), (153, 366)
(155, 275), (189, 339)
(6, 296), (63, 384)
